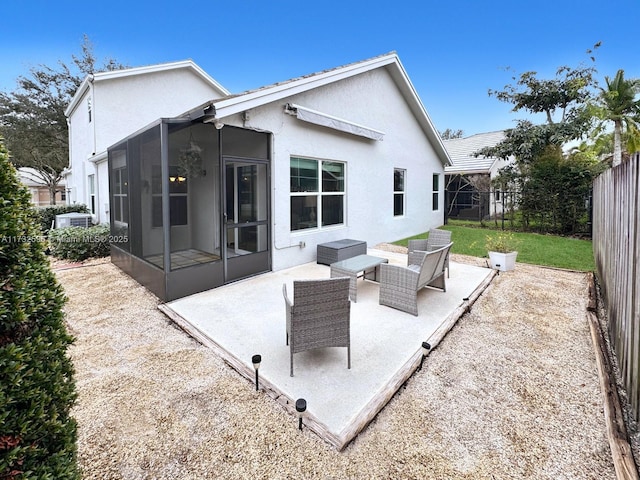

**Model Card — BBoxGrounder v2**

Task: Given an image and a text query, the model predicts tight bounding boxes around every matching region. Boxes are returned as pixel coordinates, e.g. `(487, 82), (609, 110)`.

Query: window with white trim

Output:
(290, 156), (345, 231)
(87, 97), (92, 123)
(432, 173), (440, 211)
(394, 168), (405, 216)
(88, 174), (96, 214)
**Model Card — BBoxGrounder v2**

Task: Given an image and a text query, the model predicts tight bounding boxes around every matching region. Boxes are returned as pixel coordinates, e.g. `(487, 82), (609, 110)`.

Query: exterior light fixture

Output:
(295, 398), (307, 430)
(419, 341), (431, 371)
(252, 354), (262, 391)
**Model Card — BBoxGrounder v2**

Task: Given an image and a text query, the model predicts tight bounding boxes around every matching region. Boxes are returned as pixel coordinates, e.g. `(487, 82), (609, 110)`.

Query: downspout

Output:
(89, 74), (96, 157)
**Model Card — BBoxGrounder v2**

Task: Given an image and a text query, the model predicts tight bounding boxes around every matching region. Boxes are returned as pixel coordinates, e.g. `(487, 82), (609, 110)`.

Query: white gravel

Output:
(56, 251), (616, 479)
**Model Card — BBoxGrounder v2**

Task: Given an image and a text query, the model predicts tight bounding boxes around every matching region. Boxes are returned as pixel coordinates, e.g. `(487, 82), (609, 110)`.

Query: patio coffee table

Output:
(330, 254), (388, 302)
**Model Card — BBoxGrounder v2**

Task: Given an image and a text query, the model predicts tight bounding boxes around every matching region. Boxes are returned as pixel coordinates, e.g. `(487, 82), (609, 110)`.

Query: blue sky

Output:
(1, 0), (638, 136)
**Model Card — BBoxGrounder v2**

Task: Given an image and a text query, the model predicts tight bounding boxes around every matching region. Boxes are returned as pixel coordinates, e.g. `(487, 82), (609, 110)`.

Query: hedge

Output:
(0, 142), (79, 479)
(48, 224), (111, 262)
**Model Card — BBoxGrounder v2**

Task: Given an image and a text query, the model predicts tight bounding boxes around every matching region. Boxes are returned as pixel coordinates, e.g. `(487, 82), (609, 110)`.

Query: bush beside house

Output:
(0, 142), (79, 479)
(49, 224), (111, 261)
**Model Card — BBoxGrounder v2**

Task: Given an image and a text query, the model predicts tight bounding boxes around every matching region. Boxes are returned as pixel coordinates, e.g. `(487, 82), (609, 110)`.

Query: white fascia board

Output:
(212, 54), (399, 119)
(445, 167), (490, 175)
(88, 150), (108, 164)
(65, 75), (92, 117)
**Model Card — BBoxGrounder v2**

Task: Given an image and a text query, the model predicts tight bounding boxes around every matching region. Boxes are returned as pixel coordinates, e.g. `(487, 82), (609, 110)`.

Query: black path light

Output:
(419, 341), (431, 371)
(252, 354), (262, 391)
(295, 398), (307, 430)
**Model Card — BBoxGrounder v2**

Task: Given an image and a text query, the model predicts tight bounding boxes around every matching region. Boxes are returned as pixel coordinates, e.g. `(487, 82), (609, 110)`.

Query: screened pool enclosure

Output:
(108, 119), (271, 301)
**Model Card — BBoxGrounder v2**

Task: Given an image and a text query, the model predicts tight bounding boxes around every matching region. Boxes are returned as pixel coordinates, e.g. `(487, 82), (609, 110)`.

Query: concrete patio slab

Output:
(159, 248), (495, 449)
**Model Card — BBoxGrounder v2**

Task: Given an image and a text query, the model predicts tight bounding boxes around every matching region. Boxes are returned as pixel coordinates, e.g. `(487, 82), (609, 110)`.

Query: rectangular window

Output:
(432, 174), (440, 211)
(152, 165), (188, 227)
(290, 157), (345, 231)
(394, 168), (405, 216)
(87, 97), (92, 123)
(88, 174), (96, 214)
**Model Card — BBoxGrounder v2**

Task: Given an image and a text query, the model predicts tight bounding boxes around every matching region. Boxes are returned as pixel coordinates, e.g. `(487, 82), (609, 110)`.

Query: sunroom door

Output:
(222, 157), (270, 282)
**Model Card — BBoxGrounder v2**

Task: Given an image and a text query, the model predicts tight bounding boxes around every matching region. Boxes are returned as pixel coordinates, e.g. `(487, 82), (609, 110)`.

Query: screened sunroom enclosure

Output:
(108, 120), (271, 301)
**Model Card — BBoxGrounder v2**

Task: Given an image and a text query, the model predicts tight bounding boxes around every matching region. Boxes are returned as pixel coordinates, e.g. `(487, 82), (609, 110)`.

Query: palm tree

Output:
(596, 69), (640, 167)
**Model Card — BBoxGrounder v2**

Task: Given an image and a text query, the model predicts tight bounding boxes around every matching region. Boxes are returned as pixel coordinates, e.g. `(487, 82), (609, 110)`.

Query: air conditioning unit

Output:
(55, 212), (92, 228)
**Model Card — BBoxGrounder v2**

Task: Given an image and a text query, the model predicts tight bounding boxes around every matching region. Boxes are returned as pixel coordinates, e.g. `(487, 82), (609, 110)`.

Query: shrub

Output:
(48, 224), (111, 262)
(0, 142), (79, 479)
(485, 230), (519, 253)
(34, 204), (89, 236)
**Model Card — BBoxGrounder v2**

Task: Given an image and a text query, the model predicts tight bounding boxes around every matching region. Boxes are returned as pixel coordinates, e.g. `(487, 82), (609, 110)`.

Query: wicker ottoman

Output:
(317, 239), (367, 265)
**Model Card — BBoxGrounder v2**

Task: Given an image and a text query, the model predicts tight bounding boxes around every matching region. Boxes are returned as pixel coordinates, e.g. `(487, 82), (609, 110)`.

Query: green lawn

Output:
(394, 225), (595, 272)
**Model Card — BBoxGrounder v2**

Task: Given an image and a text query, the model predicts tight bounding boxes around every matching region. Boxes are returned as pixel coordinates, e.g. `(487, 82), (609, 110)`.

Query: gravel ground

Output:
(55, 250), (616, 479)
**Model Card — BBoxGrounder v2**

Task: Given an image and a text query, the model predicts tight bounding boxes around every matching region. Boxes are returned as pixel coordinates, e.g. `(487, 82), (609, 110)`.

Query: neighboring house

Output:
(64, 60), (229, 223)
(443, 131), (513, 220)
(17, 167), (66, 206)
(67, 52), (451, 301)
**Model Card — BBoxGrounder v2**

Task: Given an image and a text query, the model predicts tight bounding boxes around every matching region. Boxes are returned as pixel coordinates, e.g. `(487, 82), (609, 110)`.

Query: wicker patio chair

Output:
(408, 228), (452, 277)
(379, 242), (453, 316)
(283, 277), (351, 377)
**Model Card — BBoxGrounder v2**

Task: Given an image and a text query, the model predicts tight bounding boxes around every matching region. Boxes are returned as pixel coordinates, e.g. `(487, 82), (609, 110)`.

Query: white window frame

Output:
(88, 174), (96, 214)
(432, 173), (440, 211)
(394, 168), (406, 217)
(290, 156), (346, 232)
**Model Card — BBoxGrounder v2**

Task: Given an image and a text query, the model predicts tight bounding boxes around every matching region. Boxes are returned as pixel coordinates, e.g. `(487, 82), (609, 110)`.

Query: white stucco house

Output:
(65, 52), (451, 300)
(443, 131), (514, 220)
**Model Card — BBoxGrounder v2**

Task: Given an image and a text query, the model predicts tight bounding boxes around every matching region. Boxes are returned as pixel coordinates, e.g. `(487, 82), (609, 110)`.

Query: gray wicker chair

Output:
(408, 229), (452, 277)
(283, 277), (351, 377)
(379, 242), (453, 316)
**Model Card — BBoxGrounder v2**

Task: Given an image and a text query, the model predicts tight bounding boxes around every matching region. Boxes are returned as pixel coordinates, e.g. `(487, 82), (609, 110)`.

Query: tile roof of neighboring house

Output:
(444, 131), (505, 174)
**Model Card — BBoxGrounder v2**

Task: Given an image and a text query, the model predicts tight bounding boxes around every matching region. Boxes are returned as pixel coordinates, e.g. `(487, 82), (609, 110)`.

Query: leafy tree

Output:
(592, 69), (640, 167)
(440, 128), (464, 140)
(0, 35), (124, 204)
(478, 62), (597, 163)
(0, 140), (79, 479)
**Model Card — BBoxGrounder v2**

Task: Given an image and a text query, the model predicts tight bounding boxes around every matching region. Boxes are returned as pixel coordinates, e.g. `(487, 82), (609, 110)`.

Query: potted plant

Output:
(485, 231), (519, 271)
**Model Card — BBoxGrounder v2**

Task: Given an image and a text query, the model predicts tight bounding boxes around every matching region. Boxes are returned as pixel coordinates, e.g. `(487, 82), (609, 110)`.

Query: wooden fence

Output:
(592, 153), (640, 421)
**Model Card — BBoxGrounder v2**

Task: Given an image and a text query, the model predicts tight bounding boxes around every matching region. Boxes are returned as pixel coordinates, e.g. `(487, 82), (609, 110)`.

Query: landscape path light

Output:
(296, 398), (307, 431)
(252, 354), (262, 391)
(419, 341), (431, 371)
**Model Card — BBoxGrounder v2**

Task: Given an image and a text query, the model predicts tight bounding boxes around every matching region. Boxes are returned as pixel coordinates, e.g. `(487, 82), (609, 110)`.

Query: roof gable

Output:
(65, 60), (229, 117)
(184, 52), (451, 166)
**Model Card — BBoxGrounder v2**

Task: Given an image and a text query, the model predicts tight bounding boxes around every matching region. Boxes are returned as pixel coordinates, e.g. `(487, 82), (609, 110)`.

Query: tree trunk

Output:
(48, 184), (57, 205)
(612, 120), (623, 167)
